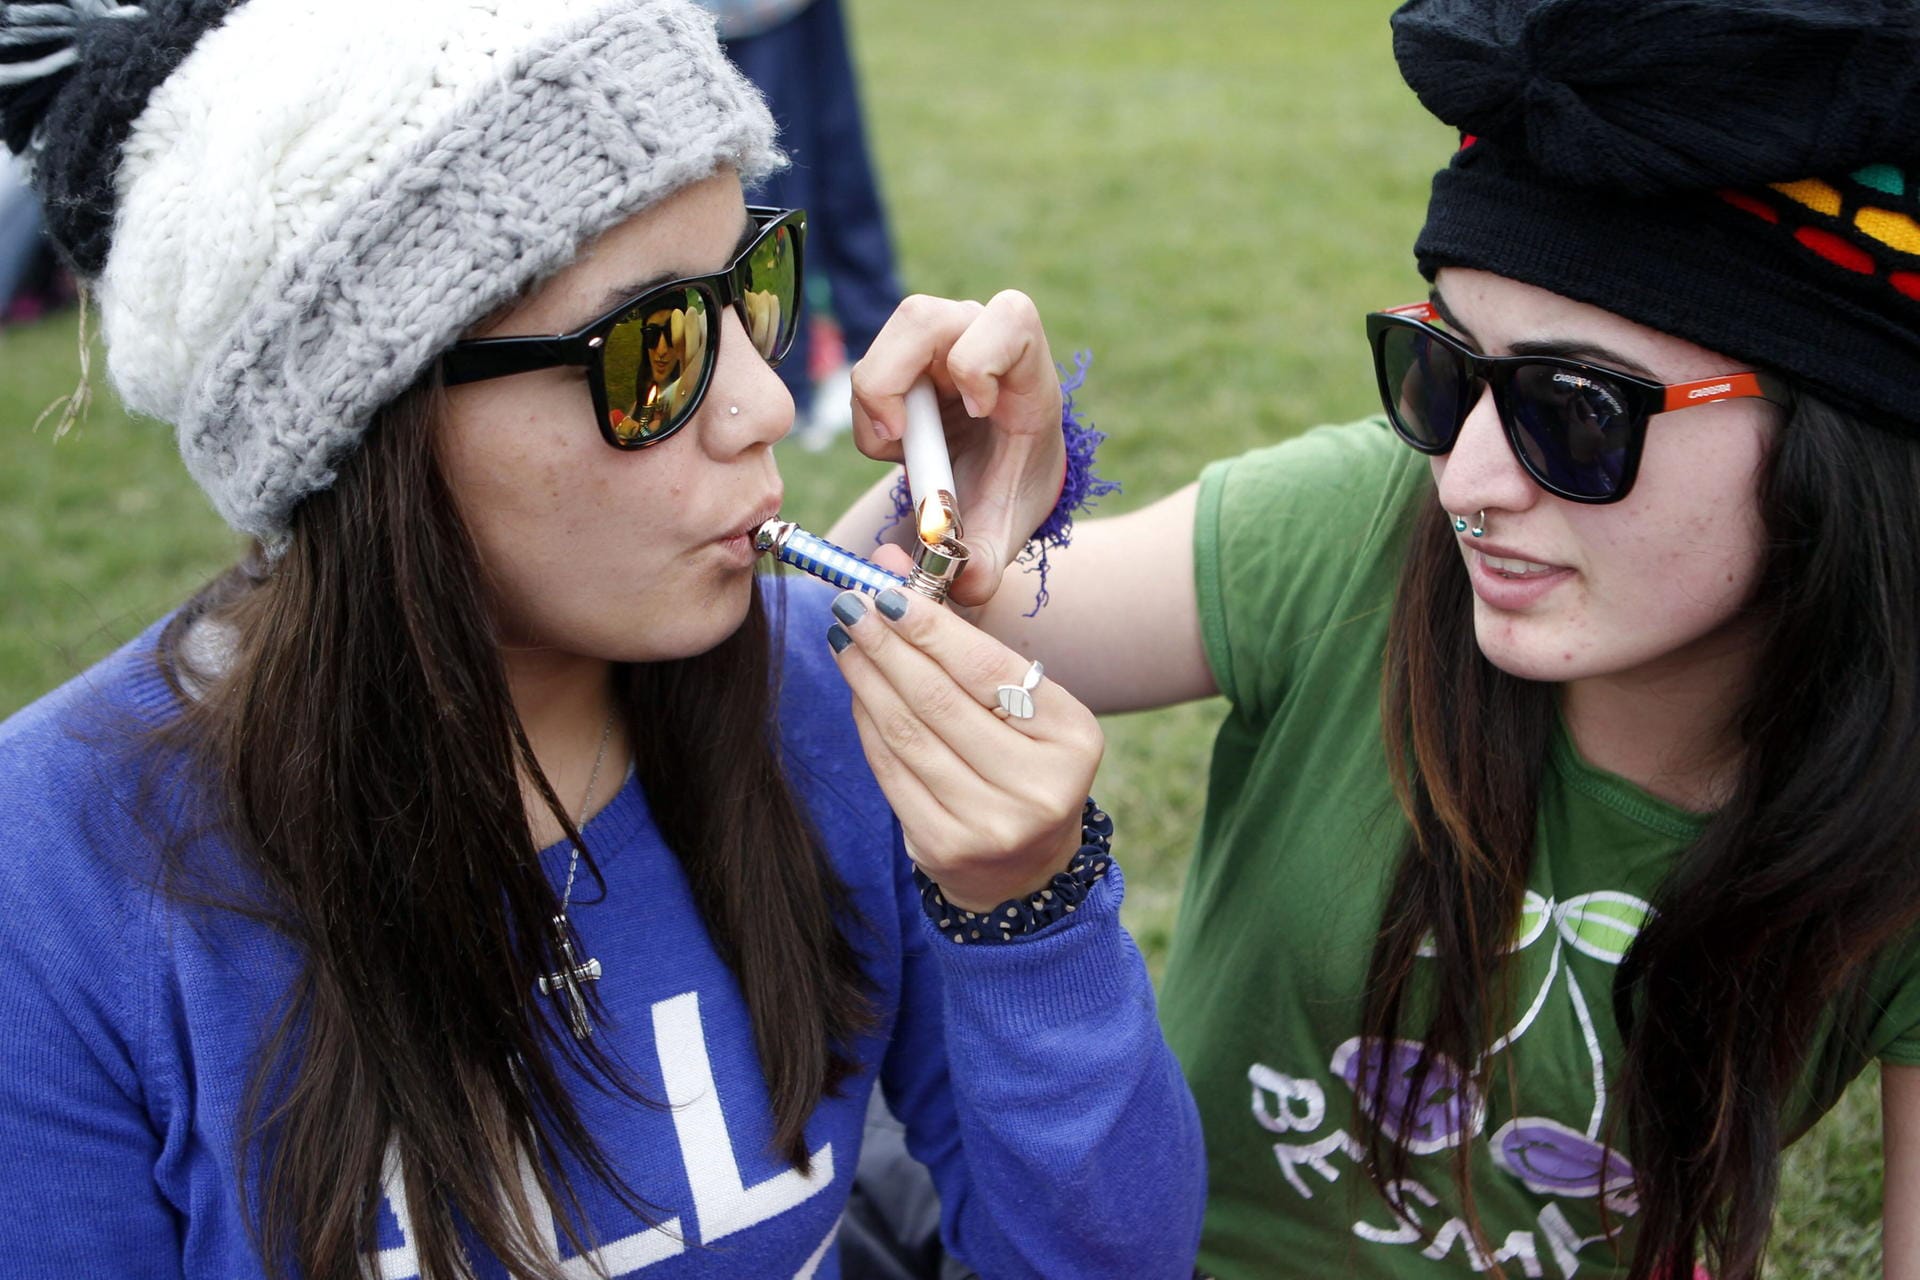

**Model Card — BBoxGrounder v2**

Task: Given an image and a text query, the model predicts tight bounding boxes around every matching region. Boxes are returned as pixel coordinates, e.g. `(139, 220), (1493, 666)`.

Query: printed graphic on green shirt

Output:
(1246, 890), (1650, 1275)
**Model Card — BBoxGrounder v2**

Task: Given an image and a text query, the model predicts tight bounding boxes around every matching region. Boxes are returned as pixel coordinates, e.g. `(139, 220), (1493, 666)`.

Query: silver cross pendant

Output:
(537, 916), (603, 1040)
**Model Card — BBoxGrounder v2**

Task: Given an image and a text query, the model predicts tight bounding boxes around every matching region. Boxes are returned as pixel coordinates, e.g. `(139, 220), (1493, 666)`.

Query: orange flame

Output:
(917, 496), (953, 546)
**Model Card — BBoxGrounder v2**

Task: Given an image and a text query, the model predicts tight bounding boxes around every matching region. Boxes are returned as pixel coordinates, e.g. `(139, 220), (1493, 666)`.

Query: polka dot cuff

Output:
(915, 799), (1115, 944)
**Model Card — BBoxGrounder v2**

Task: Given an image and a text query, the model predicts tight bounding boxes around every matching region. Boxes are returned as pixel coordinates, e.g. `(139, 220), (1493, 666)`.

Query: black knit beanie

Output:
(1393, 0), (1920, 433)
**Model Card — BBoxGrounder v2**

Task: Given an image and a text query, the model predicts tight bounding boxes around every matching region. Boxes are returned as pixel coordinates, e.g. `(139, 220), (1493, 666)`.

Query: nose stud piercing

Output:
(729, 405), (740, 416)
(1470, 510), (1487, 538)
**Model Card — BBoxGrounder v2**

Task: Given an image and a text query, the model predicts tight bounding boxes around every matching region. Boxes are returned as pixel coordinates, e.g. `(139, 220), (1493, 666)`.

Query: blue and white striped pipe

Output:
(754, 520), (908, 597)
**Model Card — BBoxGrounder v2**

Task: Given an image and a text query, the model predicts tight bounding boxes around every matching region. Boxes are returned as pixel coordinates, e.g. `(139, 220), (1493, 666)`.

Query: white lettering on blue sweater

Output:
(370, 990), (836, 1277)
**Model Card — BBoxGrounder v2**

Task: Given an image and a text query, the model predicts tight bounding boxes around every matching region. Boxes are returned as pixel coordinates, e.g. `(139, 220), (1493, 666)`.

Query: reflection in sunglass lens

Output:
(1508, 365), (1632, 499)
(603, 289), (712, 445)
(1381, 325), (1470, 451)
(741, 221), (799, 361)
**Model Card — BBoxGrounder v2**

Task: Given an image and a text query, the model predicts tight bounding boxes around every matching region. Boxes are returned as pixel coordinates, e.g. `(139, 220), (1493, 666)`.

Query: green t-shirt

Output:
(1159, 418), (1920, 1278)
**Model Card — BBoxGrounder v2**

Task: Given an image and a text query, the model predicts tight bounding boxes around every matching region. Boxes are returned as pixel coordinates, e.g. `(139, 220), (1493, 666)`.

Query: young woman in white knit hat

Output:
(0, 2), (1203, 1277)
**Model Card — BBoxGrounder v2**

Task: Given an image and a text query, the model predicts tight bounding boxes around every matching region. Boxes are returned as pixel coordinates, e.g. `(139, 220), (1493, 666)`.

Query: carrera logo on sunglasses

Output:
(1552, 371), (1624, 412)
(1686, 383), (1734, 400)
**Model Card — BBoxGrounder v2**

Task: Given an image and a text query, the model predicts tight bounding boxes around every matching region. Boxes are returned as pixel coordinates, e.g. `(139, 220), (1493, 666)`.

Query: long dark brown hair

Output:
(150, 375), (874, 1280)
(1366, 391), (1920, 1278)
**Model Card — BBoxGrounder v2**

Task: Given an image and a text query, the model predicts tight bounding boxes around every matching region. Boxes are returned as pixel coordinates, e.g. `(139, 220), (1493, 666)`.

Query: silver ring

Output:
(994, 660), (1044, 721)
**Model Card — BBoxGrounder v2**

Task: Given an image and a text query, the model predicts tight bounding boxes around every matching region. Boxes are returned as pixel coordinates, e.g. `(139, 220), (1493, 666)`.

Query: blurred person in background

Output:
(0, 147), (62, 323)
(836, 0), (1920, 1275)
(704, 0), (905, 449)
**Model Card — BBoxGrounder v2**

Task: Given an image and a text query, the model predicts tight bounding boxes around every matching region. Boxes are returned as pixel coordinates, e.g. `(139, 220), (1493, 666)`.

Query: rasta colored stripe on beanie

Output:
(0, 0), (782, 543)
(1392, 0), (1920, 434)
(1719, 169), (1920, 297)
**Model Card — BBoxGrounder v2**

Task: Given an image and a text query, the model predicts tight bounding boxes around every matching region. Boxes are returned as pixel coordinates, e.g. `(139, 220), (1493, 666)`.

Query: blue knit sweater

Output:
(0, 577), (1204, 1278)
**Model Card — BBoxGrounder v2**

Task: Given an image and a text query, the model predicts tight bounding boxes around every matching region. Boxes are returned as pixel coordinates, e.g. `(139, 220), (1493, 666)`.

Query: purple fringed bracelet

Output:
(879, 351), (1118, 616)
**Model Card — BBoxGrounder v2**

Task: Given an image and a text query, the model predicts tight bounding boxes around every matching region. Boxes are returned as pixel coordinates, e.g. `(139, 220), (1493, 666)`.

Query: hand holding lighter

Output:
(755, 377), (972, 603)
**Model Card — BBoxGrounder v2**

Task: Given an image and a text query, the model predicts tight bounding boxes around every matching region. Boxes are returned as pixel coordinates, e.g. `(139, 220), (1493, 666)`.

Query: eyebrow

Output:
(585, 214), (758, 319)
(1428, 287), (1660, 381)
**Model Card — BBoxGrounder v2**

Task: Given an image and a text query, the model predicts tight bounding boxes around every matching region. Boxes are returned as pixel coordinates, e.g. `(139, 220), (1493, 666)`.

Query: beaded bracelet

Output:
(881, 351), (1118, 617)
(914, 798), (1116, 944)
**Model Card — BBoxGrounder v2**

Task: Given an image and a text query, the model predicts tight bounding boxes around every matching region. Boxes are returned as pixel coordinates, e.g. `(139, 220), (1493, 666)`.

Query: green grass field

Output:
(0, 0), (1878, 1268)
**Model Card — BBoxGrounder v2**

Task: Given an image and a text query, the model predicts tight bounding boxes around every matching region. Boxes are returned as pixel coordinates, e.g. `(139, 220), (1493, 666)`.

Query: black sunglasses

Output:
(442, 206), (806, 449)
(1366, 302), (1792, 503)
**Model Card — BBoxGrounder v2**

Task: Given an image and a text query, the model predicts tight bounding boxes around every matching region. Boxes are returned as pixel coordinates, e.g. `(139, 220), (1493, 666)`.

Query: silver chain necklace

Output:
(537, 707), (614, 1040)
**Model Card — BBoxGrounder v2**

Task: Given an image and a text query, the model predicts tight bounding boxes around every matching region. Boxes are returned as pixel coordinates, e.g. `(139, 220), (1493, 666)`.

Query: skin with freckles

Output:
(1428, 268), (1787, 804)
(442, 171), (791, 672)
(438, 172), (789, 841)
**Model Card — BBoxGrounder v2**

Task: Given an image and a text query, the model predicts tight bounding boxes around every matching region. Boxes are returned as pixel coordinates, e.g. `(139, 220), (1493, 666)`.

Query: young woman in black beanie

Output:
(832, 0), (1920, 1275)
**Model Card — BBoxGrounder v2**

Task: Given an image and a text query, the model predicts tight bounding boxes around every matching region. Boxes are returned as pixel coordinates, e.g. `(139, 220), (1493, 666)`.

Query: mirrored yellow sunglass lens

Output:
(605, 290), (709, 442)
(744, 226), (796, 359)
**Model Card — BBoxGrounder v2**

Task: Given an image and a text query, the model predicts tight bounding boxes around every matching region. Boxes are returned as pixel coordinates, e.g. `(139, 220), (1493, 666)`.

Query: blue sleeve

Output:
(878, 830), (1206, 1279)
(0, 824), (182, 1276)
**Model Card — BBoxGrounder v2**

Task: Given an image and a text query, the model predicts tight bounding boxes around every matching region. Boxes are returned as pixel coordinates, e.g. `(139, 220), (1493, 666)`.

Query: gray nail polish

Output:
(831, 591), (867, 627)
(827, 623), (852, 654)
(876, 588), (908, 621)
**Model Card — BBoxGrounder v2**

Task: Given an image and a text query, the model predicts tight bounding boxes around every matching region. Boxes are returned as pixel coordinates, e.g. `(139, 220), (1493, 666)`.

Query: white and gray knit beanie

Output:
(0, 0), (781, 541)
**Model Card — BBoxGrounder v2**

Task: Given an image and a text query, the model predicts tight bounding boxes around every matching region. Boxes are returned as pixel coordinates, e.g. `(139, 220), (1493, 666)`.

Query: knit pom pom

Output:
(1, 0), (239, 277)
(1392, 0), (1920, 195)
(0, 1), (147, 156)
